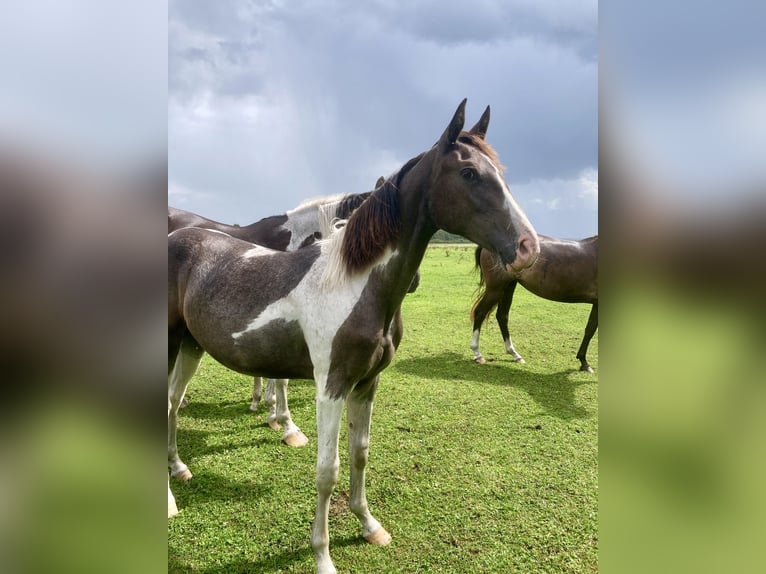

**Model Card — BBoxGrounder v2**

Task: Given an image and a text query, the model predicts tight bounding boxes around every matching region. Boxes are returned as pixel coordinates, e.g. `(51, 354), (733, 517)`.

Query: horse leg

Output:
(347, 377), (391, 546)
(168, 333), (203, 483)
(497, 282), (524, 363)
(576, 303), (598, 373)
(264, 378), (281, 430)
(470, 293), (496, 364)
(310, 390), (345, 574)
(168, 474), (178, 518)
(249, 376), (263, 412)
(273, 379), (309, 447)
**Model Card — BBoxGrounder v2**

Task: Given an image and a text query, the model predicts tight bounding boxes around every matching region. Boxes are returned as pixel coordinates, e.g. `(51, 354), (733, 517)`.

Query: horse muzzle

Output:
(505, 232), (540, 273)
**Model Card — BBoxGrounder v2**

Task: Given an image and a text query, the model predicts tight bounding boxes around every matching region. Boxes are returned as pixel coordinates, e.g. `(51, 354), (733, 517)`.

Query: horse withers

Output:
(470, 235), (598, 372)
(168, 99), (539, 574)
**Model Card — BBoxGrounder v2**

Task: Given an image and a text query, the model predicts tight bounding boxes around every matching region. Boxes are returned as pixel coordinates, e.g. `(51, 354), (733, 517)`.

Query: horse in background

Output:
(471, 235), (598, 372)
(169, 180), (419, 447)
(168, 100), (540, 574)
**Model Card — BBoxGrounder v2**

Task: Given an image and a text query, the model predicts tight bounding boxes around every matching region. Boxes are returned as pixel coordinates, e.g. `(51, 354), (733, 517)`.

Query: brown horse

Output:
(470, 235), (598, 372)
(168, 100), (539, 573)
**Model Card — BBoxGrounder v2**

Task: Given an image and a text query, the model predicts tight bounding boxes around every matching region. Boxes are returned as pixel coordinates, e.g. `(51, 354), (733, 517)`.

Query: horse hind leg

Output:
(264, 378), (280, 430)
(576, 303), (598, 373)
(249, 376), (263, 412)
(272, 379), (308, 447)
(168, 333), (204, 482)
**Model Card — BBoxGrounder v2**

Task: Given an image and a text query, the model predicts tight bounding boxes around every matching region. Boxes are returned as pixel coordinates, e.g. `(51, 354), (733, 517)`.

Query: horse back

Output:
(518, 235), (597, 303)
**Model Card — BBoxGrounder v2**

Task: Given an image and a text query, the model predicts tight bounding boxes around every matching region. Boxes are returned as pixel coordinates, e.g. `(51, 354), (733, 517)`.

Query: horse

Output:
(470, 235), (598, 372)
(168, 99), (540, 574)
(169, 190), (378, 446)
(168, 191), (371, 249)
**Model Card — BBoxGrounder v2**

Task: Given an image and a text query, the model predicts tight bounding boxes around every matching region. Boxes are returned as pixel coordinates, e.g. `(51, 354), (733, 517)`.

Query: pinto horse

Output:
(470, 235), (598, 372)
(168, 100), (539, 574)
(169, 191), (377, 445)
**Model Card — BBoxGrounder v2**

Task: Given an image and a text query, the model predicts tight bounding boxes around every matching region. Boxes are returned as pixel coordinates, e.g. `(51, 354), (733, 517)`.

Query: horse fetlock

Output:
(267, 417), (282, 431)
(364, 526), (392, 546)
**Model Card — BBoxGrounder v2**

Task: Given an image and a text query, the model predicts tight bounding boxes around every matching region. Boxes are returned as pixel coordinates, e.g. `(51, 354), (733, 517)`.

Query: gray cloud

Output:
(169, 0), (597, 238)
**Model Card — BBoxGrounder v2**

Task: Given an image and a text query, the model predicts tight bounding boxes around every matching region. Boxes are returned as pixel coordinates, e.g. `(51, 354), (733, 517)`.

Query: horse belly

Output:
(189, 313), (315, 380)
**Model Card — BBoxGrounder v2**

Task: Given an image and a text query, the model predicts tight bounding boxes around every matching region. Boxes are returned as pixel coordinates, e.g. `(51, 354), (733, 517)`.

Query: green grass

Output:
(168, 245), (598, 573)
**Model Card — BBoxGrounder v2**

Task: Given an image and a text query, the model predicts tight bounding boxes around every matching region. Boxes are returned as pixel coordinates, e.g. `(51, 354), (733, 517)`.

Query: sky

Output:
(169, 0), (598, 239)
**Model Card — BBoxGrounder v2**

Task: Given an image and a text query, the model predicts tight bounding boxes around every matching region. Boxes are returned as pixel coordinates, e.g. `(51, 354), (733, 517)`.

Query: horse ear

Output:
(438, 98), (467, 150)
(468, 105), (490, 139)
(375, 176), (385, 189)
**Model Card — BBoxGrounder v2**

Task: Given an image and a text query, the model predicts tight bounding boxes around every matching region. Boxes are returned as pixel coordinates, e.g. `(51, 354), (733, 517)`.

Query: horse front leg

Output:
(347, 377), (391, 545)
(576, 303), (598, 373)
(248, 376), (263, 412)
(497, 282), (524, 363)
(311, 388), (345, 574)
(272, 379), (308, 447)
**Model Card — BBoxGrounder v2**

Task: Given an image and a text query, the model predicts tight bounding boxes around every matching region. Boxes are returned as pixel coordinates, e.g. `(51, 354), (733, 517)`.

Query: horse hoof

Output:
(473, 356), (486, 364)
(283, 431), (309, 447)
(513, 357), (526, 364)
(364, 526), (392, 546)
(580, 365), (594, 373)
(172, 468), (193, 482)
(268, 419), (282, 431)
(248, 403), (259, 412)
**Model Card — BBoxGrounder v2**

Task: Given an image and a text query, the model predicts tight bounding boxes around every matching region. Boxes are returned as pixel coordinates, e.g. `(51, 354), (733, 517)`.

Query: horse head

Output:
(427, 99), (539, 272)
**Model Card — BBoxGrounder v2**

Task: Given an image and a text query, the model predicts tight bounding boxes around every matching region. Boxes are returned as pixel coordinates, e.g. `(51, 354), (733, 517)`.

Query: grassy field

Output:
(168, 245), (598, 573)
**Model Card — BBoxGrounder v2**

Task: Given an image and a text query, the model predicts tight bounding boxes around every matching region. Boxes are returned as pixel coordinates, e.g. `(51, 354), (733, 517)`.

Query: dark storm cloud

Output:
(169, 0), (597, 238)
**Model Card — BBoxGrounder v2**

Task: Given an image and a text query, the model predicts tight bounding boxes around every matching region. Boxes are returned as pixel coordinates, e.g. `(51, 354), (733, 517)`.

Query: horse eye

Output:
(461, 167), (477, 181)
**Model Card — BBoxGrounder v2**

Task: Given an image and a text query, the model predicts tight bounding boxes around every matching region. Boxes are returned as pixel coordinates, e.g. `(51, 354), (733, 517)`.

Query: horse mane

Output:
(340, 153), (424, 274)
(317, 192), (372, 238)
(320, 154), (423, 287)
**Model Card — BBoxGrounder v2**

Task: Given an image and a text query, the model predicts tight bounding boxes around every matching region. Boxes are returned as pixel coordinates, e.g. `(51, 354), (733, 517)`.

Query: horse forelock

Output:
(457, 133), (505, 171)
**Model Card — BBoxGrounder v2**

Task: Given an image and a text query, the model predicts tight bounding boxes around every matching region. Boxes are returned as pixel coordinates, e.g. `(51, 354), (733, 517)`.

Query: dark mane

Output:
(340, 153), (423, 273)
(335, 192), (372, 220)
(457, 133), (505, 171)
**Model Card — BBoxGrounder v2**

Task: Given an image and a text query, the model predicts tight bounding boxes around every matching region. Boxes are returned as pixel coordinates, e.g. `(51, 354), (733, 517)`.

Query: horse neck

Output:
(375, 170), (437, 317)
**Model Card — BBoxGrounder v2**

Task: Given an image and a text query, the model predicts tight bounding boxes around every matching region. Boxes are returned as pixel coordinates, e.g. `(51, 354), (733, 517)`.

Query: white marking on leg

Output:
(470, 328), (484, 361)
(264, 378), (280, 429)
(503, 337), (524, 362)
(168, 341), (202, 482)
(311, 389), (345, 574)
(168, 474), (179, 518)
(249, 376), (263, 412)
(273, 379), (309, 446)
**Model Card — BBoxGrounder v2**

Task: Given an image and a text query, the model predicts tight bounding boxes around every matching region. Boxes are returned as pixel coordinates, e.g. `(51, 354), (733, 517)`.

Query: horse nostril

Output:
(514, 234), (539, 269)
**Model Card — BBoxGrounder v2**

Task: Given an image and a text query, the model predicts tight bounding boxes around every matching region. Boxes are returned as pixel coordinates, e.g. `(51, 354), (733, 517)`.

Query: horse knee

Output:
(316, 461), (340, 495)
